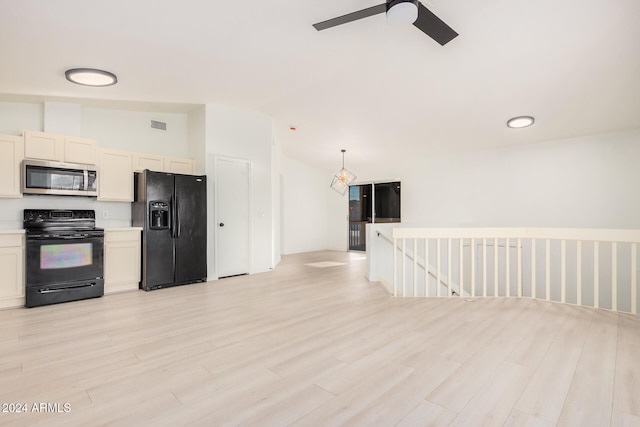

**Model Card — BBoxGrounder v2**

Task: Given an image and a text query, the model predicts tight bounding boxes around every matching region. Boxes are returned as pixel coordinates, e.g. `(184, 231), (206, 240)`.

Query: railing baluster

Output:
(402, 239), (407, 297)
(425, 238), (429, 297)
(459, 238), (464, 297)
(506, 237), (510, 297)
(413, 239), (418, 297)
(436, 238), (441, 297)
(594, 241), (600, 309)
(471, 238), (476, 297)
(494, 238), (499, 297)
(612, 242), (617, 312)
(632, 243), (637, 315)
(482, 238), (487, 297)
(577, 240), (582, 307)
(531, 238), (536, 299)
(447, 238), (452, 297)
(393, 238), (398, 297)
(561, 240), (566, 303)
(545, 239), (551, 301)
(385, 228), (639, 314)
(517, 238), (522, 297)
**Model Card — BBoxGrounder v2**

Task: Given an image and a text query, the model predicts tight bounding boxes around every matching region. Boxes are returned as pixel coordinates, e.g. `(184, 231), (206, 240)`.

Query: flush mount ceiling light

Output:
(330, 149), (356, 196)
(65, 68), (118, 87)
(387, 0), (419, 25)
(507, 116), (535, 128)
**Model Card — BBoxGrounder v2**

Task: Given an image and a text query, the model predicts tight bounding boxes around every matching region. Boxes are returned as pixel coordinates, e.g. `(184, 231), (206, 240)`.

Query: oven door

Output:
(25, 232), (104, 287)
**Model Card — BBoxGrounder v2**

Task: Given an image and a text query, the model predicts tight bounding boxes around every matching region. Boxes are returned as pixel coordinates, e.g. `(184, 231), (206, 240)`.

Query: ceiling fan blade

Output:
(313, 3), (387, 31)
(413, 2), (458, 46)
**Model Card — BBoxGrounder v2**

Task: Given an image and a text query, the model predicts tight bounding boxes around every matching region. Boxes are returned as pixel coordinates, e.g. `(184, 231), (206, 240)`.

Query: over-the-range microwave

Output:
(22, 159), (98, 197)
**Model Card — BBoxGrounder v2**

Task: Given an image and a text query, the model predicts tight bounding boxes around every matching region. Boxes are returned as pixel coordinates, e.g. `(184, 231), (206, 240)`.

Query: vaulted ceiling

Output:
(1, 0), (639, 173)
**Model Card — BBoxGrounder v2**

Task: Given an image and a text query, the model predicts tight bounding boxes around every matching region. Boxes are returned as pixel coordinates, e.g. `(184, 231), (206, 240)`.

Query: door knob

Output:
(219, 223), (225, 227)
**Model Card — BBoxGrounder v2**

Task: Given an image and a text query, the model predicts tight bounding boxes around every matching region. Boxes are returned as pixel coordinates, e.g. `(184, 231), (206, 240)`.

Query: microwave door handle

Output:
(83, 169), (88, 191)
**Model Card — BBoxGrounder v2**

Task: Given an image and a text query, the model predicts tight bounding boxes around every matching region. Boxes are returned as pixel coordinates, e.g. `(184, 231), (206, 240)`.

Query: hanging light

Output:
(330, 149), (356, 195)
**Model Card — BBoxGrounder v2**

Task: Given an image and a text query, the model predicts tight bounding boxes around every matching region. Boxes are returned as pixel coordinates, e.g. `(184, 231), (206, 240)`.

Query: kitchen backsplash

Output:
(0, 196), (131, 230)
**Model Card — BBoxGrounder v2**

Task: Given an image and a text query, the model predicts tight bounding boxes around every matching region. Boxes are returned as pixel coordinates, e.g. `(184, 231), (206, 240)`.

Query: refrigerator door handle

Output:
(171, 195), (177, 238)
(176, 193), (181, 238)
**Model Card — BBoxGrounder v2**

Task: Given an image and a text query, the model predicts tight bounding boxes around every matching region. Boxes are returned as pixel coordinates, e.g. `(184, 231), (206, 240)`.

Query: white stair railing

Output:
(374, 228), (467, 297)
(368, 226), (640, 314)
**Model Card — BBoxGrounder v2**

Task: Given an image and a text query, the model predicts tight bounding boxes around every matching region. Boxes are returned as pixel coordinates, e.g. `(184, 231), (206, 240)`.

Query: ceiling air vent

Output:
(151, 120), (167, 130)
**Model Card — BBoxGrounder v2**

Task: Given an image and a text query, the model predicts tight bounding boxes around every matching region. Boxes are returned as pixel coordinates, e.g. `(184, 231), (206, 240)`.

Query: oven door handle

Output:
(38, 282), (98, 294)
(57, 235), (91, 240)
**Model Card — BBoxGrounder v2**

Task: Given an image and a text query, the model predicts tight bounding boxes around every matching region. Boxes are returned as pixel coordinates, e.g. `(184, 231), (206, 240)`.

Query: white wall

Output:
(281, 155), (329, 254)
(0, 102), (43, 135)
(271, 123), (282, 266)
(399, 128), (640, 228)
(82, 107), (190, 156)
(205, 105), (275, 275)
(326, 187), (348, 251)
(319, 128), (640, 250)
(0, 196), (130, 230)
(188, 106), (207, 175)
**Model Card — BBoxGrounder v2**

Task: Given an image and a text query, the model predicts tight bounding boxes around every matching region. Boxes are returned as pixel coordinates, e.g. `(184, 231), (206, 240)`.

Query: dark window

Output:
(374, 181), (401, 223)
(348, 181), (401, 250)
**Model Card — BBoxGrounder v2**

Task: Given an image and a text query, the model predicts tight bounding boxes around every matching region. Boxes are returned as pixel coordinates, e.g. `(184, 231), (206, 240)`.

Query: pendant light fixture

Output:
(330, 149), (356, 195)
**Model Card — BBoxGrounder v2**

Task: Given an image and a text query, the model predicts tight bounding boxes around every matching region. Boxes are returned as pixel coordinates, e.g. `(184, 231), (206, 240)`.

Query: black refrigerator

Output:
(132, 170), (207, 291)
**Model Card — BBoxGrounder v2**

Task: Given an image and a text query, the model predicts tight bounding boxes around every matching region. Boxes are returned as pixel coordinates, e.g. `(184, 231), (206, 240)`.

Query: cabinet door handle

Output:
(219, 223), (225, 227)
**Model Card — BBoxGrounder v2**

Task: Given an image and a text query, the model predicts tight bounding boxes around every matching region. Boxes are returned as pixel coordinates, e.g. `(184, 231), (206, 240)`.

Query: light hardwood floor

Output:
(1, 251), (639, 426)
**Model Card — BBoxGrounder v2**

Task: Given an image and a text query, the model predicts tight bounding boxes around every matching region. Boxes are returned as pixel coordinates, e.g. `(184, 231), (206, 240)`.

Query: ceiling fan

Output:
(313, 0), (458, 46)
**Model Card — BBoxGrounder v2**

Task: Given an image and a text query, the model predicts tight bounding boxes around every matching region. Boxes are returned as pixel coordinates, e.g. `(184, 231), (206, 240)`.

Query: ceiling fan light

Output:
(387, 1), (418, 26)
(507, 116), (535, 128)
(65, 68), (117, 87)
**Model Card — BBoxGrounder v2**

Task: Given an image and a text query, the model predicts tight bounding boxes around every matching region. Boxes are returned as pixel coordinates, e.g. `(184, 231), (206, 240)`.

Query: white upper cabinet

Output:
(164, 156), (195, 174)
(23, 130), (96, 164)
(64, 136), (96, 164)
(23, 130), (64, 161)
(0, 134), (24, 198)
(97, 148), (133, 202)
(133, 152), (165, 172)
(133, 152), (195, 174)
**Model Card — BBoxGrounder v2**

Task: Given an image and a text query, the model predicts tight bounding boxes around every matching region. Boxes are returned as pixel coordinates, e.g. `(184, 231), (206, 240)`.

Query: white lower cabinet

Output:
(104, 230), (141, 294)
(0, 233), (25, 309)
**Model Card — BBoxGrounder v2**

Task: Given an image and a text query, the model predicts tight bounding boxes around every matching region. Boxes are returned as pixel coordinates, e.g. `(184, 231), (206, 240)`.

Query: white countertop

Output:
(103, 227), (143, 231)
(0, 228), (142, 233)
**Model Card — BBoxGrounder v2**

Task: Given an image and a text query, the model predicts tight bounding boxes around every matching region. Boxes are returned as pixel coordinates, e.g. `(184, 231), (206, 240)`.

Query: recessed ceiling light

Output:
(507, 116), (535, 128)
(65, 68), (117, 87)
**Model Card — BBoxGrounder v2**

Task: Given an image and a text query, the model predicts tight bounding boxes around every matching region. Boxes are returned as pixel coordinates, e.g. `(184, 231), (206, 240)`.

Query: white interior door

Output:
(215, 157), (250, 278)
